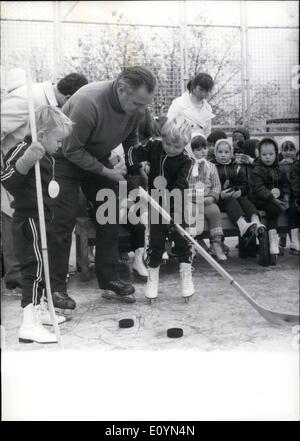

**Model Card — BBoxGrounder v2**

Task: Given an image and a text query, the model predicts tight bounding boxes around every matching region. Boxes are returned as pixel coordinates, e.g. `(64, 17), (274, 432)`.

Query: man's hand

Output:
(204, 196), (214, 206)
(114, 158), (127, 176)
(101, 166), (126, 183)
(15, 142), (45, 175)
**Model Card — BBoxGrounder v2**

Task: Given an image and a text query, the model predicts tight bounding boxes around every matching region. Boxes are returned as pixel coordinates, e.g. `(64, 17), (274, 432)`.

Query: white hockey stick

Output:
(26, 61), (63, 348)
(139, 186), (299, 326)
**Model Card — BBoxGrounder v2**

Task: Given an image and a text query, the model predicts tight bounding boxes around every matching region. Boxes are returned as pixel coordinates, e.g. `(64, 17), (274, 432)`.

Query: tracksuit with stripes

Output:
(1, 137), (55, 308)
(127, 138), (194, 268)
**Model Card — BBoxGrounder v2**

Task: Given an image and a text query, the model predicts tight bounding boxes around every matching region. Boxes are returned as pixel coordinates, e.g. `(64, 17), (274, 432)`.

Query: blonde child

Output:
(126, 116), (194, 302)
(1, 105), (74, 343)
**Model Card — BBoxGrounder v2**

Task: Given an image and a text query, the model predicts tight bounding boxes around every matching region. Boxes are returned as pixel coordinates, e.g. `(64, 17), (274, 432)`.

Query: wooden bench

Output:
(75, 211), (289, 279)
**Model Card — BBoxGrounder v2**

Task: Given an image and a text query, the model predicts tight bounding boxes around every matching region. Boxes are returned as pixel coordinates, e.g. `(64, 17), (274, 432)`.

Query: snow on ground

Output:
(1, 238), (299, 352)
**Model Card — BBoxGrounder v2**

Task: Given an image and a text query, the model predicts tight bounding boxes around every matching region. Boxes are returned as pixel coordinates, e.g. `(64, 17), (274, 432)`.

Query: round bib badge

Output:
(153, 176), (167, 190)
(271, 188), (280, 199)
(48, 180), (60, 198)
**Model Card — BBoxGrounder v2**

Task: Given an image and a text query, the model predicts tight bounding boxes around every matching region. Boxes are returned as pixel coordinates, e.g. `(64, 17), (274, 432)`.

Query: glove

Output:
(16, 142), (45, 175)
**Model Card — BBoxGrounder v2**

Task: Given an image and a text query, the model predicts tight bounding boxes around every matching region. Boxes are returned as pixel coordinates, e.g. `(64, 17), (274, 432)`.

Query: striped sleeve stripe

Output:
(1, 168), (16, 181)
(128, 146), (134, 166)
(5, 141), (26, 167)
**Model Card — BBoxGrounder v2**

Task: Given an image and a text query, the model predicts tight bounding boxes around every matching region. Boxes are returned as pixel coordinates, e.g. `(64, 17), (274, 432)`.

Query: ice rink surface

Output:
(2, 238), (299, 352)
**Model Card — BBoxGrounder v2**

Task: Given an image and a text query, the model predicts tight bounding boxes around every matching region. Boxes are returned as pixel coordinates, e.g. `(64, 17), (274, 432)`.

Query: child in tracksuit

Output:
(1, 105), (73, 344)
(250, 137), (285, 264)
(188, 133), (227, 261)
(212, 139), (266, 250)
(126, 116), (194, 302)
(278, 137), (299, 254)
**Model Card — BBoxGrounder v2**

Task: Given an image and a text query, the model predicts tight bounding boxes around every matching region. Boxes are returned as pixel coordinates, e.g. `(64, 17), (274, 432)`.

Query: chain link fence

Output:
(1, 1), (299, 132)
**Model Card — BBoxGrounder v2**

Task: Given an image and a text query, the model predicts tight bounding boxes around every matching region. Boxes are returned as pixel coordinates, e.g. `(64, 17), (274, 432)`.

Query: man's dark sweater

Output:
(55, 80), (143, 177)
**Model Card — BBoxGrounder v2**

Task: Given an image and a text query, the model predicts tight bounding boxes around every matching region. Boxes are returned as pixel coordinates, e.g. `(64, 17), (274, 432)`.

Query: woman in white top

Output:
(167, 72), (215, 140)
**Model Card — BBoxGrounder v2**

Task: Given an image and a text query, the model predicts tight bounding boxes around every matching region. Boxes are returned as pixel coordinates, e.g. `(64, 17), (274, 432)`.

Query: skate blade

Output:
(102, 290), (136, 304)
(146, 297), (156, 305)
(19, 338), (58, 344)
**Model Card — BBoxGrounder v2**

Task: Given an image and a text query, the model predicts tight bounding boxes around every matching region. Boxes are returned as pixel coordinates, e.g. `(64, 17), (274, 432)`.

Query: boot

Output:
(279, 234), (287, 255)
(145, 266), (160, 301)
(19, 303), (58, 344)
(132, 248), (148, 280)
(251, 214), (266, 233)
(289, 229), (300, 255)
(50, 291), (76, 310)
(179, 263), (195, 299)
(268, 229), (279, 265)
(210, 235), (227, 262)
(35, 303), (66, 326)
(236, 217), (257, 238)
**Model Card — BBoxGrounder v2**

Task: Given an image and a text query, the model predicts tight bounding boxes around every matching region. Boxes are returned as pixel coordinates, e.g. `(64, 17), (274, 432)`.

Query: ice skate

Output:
(289, 229), (300, 256)
(145, 266), (159, 303)
(49, 291), (76, 315)
(19, 303), (57, 344)
(179, 263), (194, 301)
(101, 280), (136, 303)
(35, 303), (67, 326)
(132, 248), (148, 281)
(237, 217), (257, 247)
(268, 229), (279, 265)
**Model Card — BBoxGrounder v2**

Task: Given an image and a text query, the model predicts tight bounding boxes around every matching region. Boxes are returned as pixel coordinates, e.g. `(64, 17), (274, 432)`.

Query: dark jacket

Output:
(1, 136), (56, 220)
(250, 158), (282, 203)
(211, 158), (248, 195)
(289, 159), (300, 206)
(126, 138), (193, 191)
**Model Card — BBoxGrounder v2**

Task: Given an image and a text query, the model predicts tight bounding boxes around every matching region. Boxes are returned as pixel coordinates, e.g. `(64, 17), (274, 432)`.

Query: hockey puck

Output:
(119, 318), (134, 329)
(167, 328), (183, 338)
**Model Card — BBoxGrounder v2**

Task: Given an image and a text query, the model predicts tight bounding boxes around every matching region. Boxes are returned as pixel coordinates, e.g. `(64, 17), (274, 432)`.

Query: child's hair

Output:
(191, 134), (208, 150)
(232, 126), (250, 141)
(214, 138), (233, 158)
(35, 105), (73, 137)
(160, 116), (191, 146)
(207, 129), (227, 145)
(257, 137), (278, 158)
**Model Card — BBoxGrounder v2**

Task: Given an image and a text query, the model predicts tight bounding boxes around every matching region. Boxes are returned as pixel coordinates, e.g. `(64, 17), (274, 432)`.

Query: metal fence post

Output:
(53, 1), (62, 81)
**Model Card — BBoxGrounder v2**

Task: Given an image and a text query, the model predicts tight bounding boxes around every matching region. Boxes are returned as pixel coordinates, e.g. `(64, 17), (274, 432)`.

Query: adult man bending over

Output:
(49, 66), (156, 305)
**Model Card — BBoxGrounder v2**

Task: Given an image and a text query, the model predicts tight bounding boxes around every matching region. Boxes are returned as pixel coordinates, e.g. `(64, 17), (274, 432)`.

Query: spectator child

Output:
(278, 137), (298, 253)
(213, 139), (266, 250)
(206, 129), (227, 161)
(250, 137), (285, 264)
(126, 116), (195, 302)
(1, 105), (74, 344)
(189, 133), (227, 261)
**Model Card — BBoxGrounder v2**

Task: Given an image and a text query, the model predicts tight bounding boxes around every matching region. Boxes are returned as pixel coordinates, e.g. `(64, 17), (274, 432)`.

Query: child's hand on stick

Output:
(16, 142), (45, 175)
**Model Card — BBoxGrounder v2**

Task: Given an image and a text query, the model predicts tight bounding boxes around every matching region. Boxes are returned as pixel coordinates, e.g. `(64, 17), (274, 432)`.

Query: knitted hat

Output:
(214, 138), (233, 158)
(207, 129), (227, 145)
(280, 136), (299, 152)
(232, 126), (250, 141)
